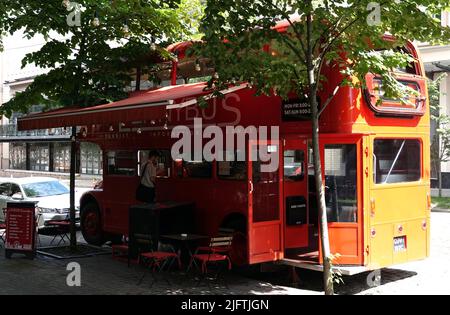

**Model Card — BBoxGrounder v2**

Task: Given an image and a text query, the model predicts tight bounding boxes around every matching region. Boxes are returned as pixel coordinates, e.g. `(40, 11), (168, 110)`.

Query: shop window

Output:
(30, 143), (50, 172)
(54, 143), (71, 173)
(107, 151), (136, 176)
(81, 142), (103, 175)
(9, 143), (26, 170)
(373, 139), (421, 184)
(325, 144), (358, 223)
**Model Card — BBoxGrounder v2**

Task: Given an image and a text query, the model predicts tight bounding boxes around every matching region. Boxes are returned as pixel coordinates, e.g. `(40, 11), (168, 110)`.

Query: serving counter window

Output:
(106, 151), (136, 176)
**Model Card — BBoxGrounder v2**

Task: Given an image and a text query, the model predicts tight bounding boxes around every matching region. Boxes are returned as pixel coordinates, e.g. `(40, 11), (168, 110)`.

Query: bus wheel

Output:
(225, 220), (248, 267)
(81, 202), (104, 246)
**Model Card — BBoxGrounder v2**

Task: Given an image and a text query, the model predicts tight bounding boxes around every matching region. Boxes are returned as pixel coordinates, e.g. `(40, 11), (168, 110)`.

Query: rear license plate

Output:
(394, 236), (407, 252)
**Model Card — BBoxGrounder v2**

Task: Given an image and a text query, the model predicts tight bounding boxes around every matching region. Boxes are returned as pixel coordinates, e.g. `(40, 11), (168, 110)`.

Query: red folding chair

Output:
(137, 240), (181, 287)
(189, 236), (233, 286)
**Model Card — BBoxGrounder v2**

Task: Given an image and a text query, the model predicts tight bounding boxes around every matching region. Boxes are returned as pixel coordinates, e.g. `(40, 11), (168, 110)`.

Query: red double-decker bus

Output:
(18, 35), (430, 273)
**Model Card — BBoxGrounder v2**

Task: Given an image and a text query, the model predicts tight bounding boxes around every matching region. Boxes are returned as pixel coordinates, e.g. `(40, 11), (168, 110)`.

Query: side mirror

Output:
(11, 193), (24, 200)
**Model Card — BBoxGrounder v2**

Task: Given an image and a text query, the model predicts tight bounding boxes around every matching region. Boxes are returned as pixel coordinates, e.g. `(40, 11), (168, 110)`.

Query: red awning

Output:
(17, 83), (209, 131)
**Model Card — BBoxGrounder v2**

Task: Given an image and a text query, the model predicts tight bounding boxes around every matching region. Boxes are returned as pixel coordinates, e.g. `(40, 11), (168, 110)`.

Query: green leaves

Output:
(199, 0), (450, 102)
(0, 0), (203, 117)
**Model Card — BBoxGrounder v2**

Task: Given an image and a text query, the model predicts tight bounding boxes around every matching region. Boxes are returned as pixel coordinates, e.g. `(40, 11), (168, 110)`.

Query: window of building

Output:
(325, 144), (358, 223)
(81, 143), (103, 175)
(373, 139), (421, 184)
(9, 143), (26, 170)
(106, 151), (136, 176)
(30, 143), (49, 172)
(53, 142), (71, 173)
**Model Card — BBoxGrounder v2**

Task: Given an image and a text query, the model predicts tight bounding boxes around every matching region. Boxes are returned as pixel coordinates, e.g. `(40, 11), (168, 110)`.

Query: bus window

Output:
(284, 150), (305, 181)
(217, 151), (247, 180)
(252, 145), (280, 222)
(107, 151), (136, 176)
(183, 160), (213, 178)
(373, 139), (421, 184)
(138, 150), (172, 178)
(325, 144), (357, 223)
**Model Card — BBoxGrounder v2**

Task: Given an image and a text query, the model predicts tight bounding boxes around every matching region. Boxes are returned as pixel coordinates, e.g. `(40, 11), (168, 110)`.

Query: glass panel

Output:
(30, 143), (49, 172)
(325, 144), (357, 223)
(218, 151), (247, 181)
(54, 142), (71, 173)
(0, 183), (11, 196)
(138, 150), (172, 178)
(183, 160), (212, 178)
(374, 139), (421, 184)
(107, 151), (136, 176)
(284, 150), (305, 182)
(80, 142), (103, 175)
(252, 144), (279, 222)
(9, 143), (26, 170)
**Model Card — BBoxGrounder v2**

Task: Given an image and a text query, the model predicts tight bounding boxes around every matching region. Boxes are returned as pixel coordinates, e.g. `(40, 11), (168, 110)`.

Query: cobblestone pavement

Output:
(0, 211), (449, 295)
(286, 211), (450, 295)
(0, 233), (314, 295)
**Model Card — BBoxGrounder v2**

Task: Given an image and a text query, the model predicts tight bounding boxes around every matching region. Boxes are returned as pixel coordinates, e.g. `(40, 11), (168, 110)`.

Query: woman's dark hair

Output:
(148, 150), (161, 158)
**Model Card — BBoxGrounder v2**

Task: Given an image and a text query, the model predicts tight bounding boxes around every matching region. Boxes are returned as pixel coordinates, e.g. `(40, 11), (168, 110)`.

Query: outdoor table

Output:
(160, 234), (209, 271)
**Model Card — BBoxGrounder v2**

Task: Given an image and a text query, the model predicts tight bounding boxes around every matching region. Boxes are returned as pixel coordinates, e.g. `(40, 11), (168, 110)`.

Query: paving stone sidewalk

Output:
(1, 211), (450, 295)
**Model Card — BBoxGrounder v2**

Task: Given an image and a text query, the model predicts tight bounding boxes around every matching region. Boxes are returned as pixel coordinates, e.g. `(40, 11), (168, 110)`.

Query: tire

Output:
(80, 202), (105, 246)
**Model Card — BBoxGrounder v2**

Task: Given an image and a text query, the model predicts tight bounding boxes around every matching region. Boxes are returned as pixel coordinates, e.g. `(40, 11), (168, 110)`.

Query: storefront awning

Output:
(17, 82), (211, 131)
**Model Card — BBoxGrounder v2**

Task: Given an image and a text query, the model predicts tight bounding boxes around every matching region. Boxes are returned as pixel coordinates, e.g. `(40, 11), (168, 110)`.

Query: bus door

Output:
(319, 136), (364, 265)
(283, 138), (310, 251)
(247, 140), (283, 264)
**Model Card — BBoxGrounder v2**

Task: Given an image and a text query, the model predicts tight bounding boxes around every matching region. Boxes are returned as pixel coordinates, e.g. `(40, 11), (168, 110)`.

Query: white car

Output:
(0, 177), (85, 229)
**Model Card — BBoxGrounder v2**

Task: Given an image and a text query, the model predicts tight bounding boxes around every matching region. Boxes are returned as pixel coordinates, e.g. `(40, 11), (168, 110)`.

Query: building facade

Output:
(0, 32), (102, 176)
(418, 11), (450, 189)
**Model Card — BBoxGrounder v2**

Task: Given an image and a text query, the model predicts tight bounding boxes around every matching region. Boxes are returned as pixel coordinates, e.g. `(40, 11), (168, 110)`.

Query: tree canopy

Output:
(198, 0), (450, 295)
(0, 0), (204, 117)
(198, 0), (450, 99)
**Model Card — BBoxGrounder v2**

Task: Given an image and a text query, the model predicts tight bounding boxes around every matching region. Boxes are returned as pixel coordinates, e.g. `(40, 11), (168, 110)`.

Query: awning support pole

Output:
(70, 126), (77, 251)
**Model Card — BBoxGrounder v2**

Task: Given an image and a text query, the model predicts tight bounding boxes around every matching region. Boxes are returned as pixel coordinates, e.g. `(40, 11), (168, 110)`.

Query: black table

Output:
(160, 234), (209, 271)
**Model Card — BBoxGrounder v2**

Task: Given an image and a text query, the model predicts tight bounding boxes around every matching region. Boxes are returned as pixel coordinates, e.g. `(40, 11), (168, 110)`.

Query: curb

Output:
(431, 208), (450, 213)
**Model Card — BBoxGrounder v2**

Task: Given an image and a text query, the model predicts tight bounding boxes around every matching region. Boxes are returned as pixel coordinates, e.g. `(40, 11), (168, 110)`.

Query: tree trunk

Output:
(438, 162), (443, 198)
(70, 126), (77, 251)
(306, 8), (334, 295)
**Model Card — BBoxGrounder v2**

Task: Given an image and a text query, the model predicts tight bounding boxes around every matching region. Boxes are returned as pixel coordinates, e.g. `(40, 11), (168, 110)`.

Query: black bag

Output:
(136, 163), (152, 202)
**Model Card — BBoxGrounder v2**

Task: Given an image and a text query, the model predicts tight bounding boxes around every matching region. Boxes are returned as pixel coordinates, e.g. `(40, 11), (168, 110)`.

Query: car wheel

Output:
(81, 202), (105, 246)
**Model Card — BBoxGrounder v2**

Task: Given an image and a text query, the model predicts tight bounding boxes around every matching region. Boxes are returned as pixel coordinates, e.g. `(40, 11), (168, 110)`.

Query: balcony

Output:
(0, 124), (71, 142)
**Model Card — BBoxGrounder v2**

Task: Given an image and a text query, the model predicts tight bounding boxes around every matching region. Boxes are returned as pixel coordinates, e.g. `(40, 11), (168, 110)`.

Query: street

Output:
(0, 211), (449, 295)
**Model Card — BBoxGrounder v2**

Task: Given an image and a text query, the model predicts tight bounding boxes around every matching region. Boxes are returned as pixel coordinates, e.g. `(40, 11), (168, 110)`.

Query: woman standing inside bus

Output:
(136, 151), (160, 203)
